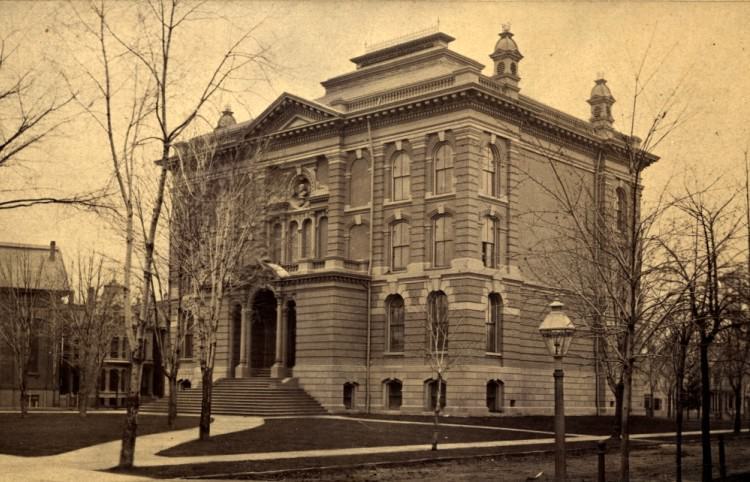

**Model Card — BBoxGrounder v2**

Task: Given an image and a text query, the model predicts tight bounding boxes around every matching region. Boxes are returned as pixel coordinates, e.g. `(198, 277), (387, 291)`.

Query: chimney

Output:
(50, 241), (56, 260)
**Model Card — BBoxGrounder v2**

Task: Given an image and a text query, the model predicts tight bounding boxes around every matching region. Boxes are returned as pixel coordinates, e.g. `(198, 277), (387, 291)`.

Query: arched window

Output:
(384, 379), (402, 409)
(271, 223), (282, 262)
(486, 293), (503, 353)
(288, 221), (299, 261)
(616, 187), (627, 232)
(427, 291), (449, 351)
(386, 295), (405, 352)
(391, 221), (410, 270)
(343, 382), (357, 409)
(425, 379), (447, 410)
(481, 145), (496, 196)
(349, 224), (369, 260)
(391, 151), (411, 201)
(487, 380), (505, 412)
(317, 217), (328, 258)
(350, 157), (370, 207)
(434, 144), (454, 194)
(301, 219), (313, 258)
(433, 215), (454, 267)
(482, 217), (497, 268)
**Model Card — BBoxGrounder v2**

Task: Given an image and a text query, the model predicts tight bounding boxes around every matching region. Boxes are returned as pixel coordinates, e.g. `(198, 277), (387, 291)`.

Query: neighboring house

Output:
(173, 27), (657, 415)
(0, 241), (68, 408)
(59, 282), (165, 408)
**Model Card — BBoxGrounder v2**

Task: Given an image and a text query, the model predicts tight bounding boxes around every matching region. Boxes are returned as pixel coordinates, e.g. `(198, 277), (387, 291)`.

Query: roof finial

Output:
(502, 22), (511, 33)
(596, 71), (605, 81)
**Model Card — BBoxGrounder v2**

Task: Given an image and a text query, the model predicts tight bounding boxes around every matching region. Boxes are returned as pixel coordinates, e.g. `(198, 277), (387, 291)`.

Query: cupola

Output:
(216, 105), (237, 130)
(490, 24), (523, 96)
(587, 76), (615, 132)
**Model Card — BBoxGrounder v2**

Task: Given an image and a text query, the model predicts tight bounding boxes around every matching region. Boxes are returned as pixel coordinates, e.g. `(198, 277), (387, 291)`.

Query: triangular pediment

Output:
(244, 93), (341, 138)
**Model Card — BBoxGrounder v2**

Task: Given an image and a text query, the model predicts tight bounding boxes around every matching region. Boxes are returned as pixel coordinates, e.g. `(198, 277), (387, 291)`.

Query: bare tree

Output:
(0, 31), (108, 211)
(0, 249), (68, 416)
(661, 185), (745, 482)
(171, 132), (275, 440)
(54, 254), (120, 416)
(66, 0), (275, 467)
(422, 291), (471, 451)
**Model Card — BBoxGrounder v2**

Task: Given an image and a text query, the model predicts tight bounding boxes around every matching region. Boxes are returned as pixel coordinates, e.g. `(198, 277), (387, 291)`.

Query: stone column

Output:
(237, 306), (251, 377)
(271, 295), (289, 378)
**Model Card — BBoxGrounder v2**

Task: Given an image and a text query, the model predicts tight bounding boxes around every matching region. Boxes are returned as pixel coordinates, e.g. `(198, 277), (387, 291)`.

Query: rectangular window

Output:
(392, 152), (411, 201)
(433, 216), (454, 267)
(110, 337), (119, 359)
(482, 217), (496, 268)
(391, 222), (409, 270)
(387, 296), (405, 352)
(434, 144), (454, 194)
(27, 334), (40, 373)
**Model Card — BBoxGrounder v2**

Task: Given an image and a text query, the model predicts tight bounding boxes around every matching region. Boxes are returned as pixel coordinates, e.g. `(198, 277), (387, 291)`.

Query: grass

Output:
(157, 416), (550, 457)
(0, 412), (198, 456)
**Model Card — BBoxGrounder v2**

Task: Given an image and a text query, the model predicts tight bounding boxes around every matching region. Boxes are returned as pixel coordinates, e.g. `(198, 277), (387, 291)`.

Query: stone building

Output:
(174, 27), (656, 416)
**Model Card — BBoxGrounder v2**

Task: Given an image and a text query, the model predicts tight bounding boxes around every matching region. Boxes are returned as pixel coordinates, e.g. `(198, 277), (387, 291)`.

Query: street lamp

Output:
(539, 300), (576, 482)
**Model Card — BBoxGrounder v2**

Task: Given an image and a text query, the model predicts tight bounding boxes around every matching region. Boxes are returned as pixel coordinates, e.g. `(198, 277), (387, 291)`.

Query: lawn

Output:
(157, 417), (551, 457)
(0, 412), (199, 456)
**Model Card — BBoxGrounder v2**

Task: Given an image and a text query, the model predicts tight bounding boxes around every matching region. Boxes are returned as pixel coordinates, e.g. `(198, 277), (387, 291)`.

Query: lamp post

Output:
(539, 300), (576, 482)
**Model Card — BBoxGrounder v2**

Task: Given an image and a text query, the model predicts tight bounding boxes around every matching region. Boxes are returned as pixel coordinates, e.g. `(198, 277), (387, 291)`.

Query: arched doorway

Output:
(251, 289), (277, 375)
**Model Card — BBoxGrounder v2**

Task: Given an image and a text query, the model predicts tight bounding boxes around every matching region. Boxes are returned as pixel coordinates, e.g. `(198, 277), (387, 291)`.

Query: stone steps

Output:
(141, 377), (327, 417)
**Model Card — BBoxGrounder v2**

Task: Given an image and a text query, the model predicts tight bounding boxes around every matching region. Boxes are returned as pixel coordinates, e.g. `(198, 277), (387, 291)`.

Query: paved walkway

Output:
(0, 412), (746, 481)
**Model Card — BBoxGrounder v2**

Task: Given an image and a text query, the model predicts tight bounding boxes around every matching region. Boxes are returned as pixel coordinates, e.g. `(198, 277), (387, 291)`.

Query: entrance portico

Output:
(233, 287), (295, 379)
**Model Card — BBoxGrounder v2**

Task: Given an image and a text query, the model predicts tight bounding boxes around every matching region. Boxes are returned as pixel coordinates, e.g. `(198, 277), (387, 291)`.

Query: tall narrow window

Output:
(487, 380), (505, 412)
(391, 222), (410, 270)
(317, 217), (328, 258)
(110, 337), (119, 359)
(271, 223), (282, 262)
(433, 215), (454, 267)
(350, 157), (370, 207)
(183, 312), (194, 359)
(616, 187), (627, 232)
(426, 379), (447, 410)
(392, 151), (411, 201)
(386, 295), (405, 352)
(434, 144), (454, 194)
(385, 379), (402, 409)
(27, 333), (40, 373)
(481, 145), (496, 196)
(301, 219), (313, 258)
(288, 221), (299, 261)
(427, 291), (449, 351)
(482, 217), (496, 268)
(486, 293), (503, 353)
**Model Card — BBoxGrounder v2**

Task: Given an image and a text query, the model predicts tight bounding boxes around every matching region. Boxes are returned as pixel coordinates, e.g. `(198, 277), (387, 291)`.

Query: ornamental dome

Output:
(216, 105), (236, 129)
(495, 30), (520, 53)
(590, 78), (613, 99)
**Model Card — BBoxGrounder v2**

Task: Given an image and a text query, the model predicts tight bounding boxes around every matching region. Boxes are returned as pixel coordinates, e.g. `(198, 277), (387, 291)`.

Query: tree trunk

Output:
(699, 337), (712, 482)
(167, 375), (177, 429)
(199, 366), (213, 441)
(118, 359), (142, 468)
(431, 377), (442, 451)
(611, 380), (624, 439)
(676, 373), (685, 482)
(733, 380), (742, 434)
(78, 372), (88, 417)
(620, 365), (633, 482)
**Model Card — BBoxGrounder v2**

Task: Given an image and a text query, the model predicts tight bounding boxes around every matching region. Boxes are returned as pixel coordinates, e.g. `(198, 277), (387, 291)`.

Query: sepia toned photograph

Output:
(1, 1), (750, 480)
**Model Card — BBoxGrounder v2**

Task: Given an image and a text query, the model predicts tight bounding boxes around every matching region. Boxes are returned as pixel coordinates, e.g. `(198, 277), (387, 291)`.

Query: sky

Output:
(1, 0), (749, 273)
